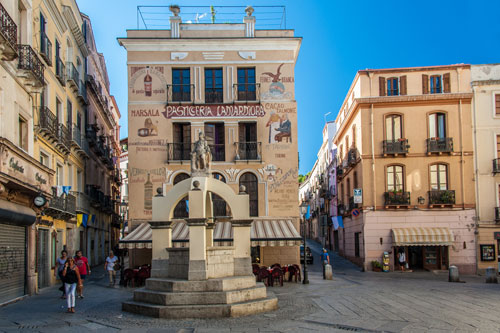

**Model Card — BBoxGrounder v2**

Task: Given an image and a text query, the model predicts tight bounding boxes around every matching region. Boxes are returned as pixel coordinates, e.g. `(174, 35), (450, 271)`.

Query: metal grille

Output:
(0, 224), (25, 304)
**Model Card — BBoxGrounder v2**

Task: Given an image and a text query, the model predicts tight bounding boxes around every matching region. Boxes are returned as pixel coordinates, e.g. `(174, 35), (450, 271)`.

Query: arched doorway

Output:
(212, 173), (229, 217)
(173, 173), (189, 218)
(239, 172), (258, 216)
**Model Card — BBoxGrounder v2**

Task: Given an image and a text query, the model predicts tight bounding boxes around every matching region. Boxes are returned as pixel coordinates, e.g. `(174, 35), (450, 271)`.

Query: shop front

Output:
(392, 227), (454, 271)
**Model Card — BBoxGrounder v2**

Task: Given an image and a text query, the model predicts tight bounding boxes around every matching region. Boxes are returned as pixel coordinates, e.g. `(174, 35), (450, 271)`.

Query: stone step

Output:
(145, 275), (257, 292)
(134, 284), (267, 306)
(122, 293), (278, 319)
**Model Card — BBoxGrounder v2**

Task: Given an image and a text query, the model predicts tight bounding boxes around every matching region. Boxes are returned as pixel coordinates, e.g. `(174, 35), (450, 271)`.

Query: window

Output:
(238, 122), (258, 160)
(205, 68), (223, 103)
(430, 75), (442, 94)
(172, 68), (191, 102)
(386, 165), (404, 192)
(352, 125), (357, 147)
(56, 98), (62, 123)
(353, 171), (358, 189)
(387, 77), (399, 96)
(385, 115), (402, 141)
(77, 169), (83, 192)
(173, 173), (189, 218)
(76, 112), (82, 130)
(346, 178), (351, 198)
(18, 117), (28, 150)
(237, 68), (256, 101)
(172, 123), (191, 160)
(496, 94), (500, 115)
(204, 123), (225, 161)
(212, 173), (228, 217)
(428, 113), (446, 138)
(40, 152), (49, 167)
(430, 164), (448, 190)
(67, 100), (72, 127)
(239, 173), (258, 216)
(56, 164), (63, 186)
(354, 232), (360, 257)
(67, 164), (73, 188)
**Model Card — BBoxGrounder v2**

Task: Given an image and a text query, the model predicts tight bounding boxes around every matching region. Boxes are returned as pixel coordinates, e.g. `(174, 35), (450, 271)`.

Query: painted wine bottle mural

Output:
(144, 66), (152, 97)
(144, 173), (153, 210)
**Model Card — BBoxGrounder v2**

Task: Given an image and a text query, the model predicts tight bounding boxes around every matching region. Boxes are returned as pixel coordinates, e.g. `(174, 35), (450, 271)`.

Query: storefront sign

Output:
(162, 104), (265, 119)
(37, 219), (54, 227)
(480, 244), (496, 261)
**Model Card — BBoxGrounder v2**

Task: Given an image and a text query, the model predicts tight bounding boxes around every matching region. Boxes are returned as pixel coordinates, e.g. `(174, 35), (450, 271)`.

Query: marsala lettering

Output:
(131, 109), (160, 117)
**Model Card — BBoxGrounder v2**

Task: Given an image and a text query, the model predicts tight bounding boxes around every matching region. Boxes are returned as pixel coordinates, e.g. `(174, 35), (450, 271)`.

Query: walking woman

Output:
(62, 257), (82, 313)
(54, 250), (68, 298)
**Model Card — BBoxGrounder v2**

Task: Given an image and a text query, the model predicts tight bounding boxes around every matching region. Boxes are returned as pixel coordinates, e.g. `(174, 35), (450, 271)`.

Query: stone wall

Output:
(168, 248), (189, 279)
(206, 246), (234, 278)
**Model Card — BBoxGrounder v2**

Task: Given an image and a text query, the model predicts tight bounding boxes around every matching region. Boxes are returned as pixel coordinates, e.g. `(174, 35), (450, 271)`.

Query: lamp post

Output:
(300, 202), (309, 284)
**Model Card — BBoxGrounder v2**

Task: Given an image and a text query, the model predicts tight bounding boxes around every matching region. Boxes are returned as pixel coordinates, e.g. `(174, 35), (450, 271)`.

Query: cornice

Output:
(62, 5), (89, 58)
(43, 0), (68, 35)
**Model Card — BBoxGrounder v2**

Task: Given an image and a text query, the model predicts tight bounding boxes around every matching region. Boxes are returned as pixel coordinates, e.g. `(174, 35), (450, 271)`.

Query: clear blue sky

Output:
(76, 0), (500, 175)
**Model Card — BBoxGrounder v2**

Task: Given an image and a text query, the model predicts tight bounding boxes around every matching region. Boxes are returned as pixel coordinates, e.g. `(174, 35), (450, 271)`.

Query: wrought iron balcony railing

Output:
(384, 191), (411, 206)
(86, 125), (97, 146)
(166, 142), (191, 162)
(493, 158), (500, 174)
(17, 45), (45, 87)
(66, 62), (79, 89)
(428, 190), (455, 205)
(348, 148), (359, 166)
(38, 106), (58, 139)
(77, 80), (87, 104)
(39, 31), (52, 66)
(383, 139), (409, 155)
(0, 3), (17, 60)
(205, 89), (223, 104)
(233, 83), (260, 102)
(336, 165), (344, 178)
(57, 123), (71, 153)
(209, 144), (225, 162)
(55, 56), (65, 85)
(166, 83), (194, 104)
(72, 191), (90, 214)
(46, 188), (76, 217)
(235, 142), (262, 162)
(426, 137), (453, 154)
(72, 126), (82, 148)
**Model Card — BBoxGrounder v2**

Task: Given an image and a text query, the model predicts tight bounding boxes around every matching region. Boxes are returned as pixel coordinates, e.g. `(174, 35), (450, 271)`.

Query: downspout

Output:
(459, 98), (465, 210)
(367, 72), (376, 270)
(472, 84), (480, 275)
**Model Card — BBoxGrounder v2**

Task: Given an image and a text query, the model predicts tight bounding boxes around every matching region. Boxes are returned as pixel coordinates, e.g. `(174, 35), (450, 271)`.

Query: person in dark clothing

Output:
(320, 248), (330, 279)
(62, 257), (82, 313)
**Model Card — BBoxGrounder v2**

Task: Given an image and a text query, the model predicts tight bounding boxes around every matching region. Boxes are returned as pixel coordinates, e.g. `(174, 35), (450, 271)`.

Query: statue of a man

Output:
(191, 131), (212, 173)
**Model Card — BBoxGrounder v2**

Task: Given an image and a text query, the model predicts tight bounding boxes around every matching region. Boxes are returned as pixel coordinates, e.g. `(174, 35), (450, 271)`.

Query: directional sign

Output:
(353, 188), (362, 204)
(351, 208), (360, 217)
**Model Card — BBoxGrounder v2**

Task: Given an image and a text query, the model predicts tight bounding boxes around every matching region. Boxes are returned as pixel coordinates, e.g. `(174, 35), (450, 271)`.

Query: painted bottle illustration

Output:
(144, 66), (152, 97)
(144, 172), (153, 210)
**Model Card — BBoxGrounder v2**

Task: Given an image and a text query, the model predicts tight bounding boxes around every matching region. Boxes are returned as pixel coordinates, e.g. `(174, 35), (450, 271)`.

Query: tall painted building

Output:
(333, 64), (476, 273)
(118, 6), (302, 267)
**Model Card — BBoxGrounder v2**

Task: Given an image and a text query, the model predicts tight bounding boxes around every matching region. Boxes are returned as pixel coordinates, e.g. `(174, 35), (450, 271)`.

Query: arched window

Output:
(212, 173), (228, 217)
(386, 165), (404, 192)
(430, 164), (448, 190)
(239, 172), (258, 216)
(173, 173), (189, 218)
(385, 115), (402, 141)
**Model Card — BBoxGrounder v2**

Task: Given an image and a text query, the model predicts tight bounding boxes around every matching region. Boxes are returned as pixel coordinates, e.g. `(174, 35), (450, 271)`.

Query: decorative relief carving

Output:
(224, 168), (241, 183)
(171, 52), (188, 60)
(238, 51), (256, 60)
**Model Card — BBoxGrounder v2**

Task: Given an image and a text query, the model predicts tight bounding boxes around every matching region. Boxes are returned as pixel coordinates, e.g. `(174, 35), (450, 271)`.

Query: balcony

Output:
(55, 56), (65, 85)
(428, 190), (455, 206)
(495, 208), (500, 223)
(166, 142), (191, 162)
(102, 195), (113, 214)
(56, 124), (71, 154)
(77, 80), (87, 104)
(384, 191), (411, 208)
(17, 45), (45, 88)
(71, 126), (82, 148)
(86, 125), (97, 146)
(0, 3), (17, 61)
(45, 188), (76, 219)
(383, 139), (409, 156)
(113, 168), (122, 184)
(73, 191), (90, 214)
(426, 137), (453, 154)
(39, 32), (52, 66)
(205, 89), (223, 104)
(493, 158), (500, 174)
(166, 84), (194, 104)
(235, 142), (262, 162)
(37, 106), (58, 141)
(209, 144), (225, 162)
(233, 83), (260, 102)
(66, 62), (79, 91)
(347, 148), (359, 166)
(336, 165), (344, 179)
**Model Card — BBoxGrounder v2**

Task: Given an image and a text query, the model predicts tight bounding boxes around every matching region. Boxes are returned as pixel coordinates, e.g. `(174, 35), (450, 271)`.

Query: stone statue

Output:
(191, 131), (212, 175)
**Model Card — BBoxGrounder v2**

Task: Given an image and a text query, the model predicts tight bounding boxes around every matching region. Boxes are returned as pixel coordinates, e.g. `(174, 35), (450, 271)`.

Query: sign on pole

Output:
(353, 188), (362, 204)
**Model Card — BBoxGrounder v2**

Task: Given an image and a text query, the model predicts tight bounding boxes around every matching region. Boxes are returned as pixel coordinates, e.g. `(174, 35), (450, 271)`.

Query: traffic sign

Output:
(351, 208), (360, 217)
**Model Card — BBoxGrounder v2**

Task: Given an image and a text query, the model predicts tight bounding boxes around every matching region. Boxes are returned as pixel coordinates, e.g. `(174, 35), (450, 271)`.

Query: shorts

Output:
(80, 274), (86, 280)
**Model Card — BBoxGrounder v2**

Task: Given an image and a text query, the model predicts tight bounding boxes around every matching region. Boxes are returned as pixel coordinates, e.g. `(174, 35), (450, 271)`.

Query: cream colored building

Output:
(471, 64), (500, 274)
(118, 6), (302, 267)
(334, 64), (476, 273)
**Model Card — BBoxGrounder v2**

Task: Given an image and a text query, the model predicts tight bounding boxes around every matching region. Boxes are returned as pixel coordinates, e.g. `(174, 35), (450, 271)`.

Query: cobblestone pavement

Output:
(1, 242), (500, 332)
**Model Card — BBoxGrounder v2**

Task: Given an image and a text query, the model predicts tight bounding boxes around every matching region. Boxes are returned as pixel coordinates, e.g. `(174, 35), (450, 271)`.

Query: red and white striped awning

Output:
(119, 219), (301, 249)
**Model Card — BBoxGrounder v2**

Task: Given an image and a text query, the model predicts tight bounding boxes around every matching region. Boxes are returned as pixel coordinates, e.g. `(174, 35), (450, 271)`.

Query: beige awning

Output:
(392, 227), (454, 246)
(119, 219), (301, 249)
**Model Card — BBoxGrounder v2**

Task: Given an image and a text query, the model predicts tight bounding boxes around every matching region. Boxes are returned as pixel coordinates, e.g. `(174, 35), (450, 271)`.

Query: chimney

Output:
(169, 5), (181, 38)
(244, 6), (255, 37)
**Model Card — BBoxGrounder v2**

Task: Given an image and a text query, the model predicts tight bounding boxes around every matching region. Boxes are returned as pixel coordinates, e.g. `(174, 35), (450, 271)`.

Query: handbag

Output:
(113, 262), (121, 271)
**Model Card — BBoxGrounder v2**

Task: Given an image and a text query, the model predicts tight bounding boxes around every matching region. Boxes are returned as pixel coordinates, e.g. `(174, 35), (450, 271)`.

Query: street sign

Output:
(353, 188), (362, 204)
(351, 208), (360, 217)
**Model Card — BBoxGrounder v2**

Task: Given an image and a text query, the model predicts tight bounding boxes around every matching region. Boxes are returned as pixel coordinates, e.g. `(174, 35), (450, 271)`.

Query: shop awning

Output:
(0, 199), (36, 226)
(119, 219), (301, 249)
(392, 227), (454, 246)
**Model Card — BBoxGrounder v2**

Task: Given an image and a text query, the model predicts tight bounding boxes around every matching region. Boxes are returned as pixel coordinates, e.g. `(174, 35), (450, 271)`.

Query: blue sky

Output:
(76, 0), (500, 175)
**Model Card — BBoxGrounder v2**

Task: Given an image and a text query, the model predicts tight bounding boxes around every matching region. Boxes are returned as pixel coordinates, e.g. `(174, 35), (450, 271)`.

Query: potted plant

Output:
(371, 260), (383, 272)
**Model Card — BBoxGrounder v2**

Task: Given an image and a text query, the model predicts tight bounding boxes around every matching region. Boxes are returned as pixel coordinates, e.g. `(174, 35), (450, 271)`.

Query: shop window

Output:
(239, 172), (258, 216)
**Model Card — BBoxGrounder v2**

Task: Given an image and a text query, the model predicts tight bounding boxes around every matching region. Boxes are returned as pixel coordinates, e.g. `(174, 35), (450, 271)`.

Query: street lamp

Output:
(299, 202), (309, 284)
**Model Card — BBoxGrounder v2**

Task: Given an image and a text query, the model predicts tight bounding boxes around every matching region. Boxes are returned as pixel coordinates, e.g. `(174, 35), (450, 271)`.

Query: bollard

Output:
(325, 264), (333, 280)
(485, 267), (498, 284)
(449, 265), (460, 282)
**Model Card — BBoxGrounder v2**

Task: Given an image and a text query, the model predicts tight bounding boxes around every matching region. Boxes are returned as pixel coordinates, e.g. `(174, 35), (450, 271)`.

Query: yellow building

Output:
(118, 6), (302, 267)
(471, 64), (500, 274)
(333, 64), (477, 274)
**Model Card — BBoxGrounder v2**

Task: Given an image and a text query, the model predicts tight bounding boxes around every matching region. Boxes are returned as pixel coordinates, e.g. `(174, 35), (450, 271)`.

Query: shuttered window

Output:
(387, 77), (399, 96)
(495, 94), (500, 115)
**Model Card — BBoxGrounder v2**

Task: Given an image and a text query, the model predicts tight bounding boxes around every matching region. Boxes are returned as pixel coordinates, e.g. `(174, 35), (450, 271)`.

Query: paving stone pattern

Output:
(0, 240), (499, 332)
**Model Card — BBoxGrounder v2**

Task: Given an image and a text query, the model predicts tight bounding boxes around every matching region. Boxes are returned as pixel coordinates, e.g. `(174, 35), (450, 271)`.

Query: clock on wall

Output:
(33, 195), (47, 208)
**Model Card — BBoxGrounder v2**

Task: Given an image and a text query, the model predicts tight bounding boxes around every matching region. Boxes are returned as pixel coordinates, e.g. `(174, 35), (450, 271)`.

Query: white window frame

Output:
(39, 149), (51, 168)
(491, 90), (500, 119)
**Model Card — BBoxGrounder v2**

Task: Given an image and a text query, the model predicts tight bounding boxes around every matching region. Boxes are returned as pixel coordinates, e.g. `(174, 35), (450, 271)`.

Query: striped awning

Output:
(392, 227), (454, 246)
(119, 219), (301, 249)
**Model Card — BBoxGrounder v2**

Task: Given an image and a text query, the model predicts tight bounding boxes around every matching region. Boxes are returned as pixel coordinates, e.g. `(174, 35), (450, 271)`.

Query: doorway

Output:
(37, 229), (49, 288)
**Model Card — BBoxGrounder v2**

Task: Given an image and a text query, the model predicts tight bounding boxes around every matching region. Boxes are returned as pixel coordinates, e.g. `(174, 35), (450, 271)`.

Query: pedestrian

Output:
(105, 251), (119, 286)
(55, 250), (68, 299)
(321, 248), (330, 279)
(74, 250), (90, 298)
(398, 248), (406, 272)
(62, 257), (82, 313)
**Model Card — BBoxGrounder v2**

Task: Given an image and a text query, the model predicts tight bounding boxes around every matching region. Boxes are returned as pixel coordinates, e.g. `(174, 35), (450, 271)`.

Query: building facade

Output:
(333, 64), (476, 273)
(119, 137), (129, 238)
(119, 6), (302, 267)
(471, 64), (500, 274)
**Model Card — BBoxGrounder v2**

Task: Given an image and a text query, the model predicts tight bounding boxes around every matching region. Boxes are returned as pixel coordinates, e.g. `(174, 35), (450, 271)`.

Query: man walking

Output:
(74, 250), (90, 298)
(321, 248), (330, 279)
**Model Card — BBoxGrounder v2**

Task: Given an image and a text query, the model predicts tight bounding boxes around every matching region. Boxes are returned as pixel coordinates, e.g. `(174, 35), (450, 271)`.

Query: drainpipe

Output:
(459, 98), (465, 210)
(471, 84), (480, 275)
(367, 73), (376, 271)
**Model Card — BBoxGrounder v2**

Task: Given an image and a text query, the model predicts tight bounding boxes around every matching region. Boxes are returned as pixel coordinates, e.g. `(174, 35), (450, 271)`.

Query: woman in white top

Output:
(104, 251), (119, 286)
